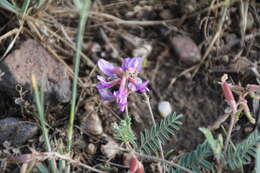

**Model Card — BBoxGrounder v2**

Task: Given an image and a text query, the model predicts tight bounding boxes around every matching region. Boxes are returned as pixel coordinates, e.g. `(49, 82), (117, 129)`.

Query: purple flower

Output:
(96, 57), (149, 111)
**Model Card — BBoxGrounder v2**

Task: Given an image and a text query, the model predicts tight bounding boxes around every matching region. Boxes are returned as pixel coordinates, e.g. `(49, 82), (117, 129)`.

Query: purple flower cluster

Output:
(96, 57), (149, 111)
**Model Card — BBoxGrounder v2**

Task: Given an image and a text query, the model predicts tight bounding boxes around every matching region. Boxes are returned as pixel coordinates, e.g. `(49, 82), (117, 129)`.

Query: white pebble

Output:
(87, 143), (97, 155)
(80, 113), (103, 136)
(132, 44), (152, 58)
(101, 135), (119, 159)
(158, 101), (172, 118)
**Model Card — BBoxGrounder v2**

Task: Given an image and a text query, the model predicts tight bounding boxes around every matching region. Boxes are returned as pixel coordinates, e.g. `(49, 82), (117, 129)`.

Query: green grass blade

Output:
(256, 129), (260, 173)
(32, 75), (57, 173)
(36, 163), (50, 173)
(0, 0), (18, 14)
(66, 0), (91, 152)
(21, 0), (30, 16)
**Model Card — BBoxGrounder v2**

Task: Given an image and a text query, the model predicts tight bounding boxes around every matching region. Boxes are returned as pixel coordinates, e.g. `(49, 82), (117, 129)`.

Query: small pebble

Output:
(84, 101), (95, 113)
(86, 143), (97, 155)
(132, 44), (152, 58)
(171, 35), (201, 65)
(158, 101), (172, 118)
(80, 112), (103, 136)
(91, 42), (101, 53)
(159, 9), (173, 20)
(101, 135), (119, 159)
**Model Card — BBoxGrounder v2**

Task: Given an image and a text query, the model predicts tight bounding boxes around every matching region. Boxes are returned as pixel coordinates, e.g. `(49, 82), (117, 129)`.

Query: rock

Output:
(101, 135), (119, 159)
(80, 112), (103, 136)
(0, 39), (71, 103)
(158, 101), (172, 118)
(159, 9), (173, 20)
(171, 35), (201, 65)
(132, 44), (152, 58)
(86, 143), (97, 155)
(84, 100), (96, 113)
(0, 117), (38, 145)
(179, 0), (197, 13)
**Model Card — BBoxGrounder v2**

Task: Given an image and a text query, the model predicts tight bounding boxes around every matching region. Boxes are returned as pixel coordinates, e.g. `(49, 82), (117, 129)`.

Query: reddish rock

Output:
(171, 35), (201, 65)
(0, 39), (71, 103)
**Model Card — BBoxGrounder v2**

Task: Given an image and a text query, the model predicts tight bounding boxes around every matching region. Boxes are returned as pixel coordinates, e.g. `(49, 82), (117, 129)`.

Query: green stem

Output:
(32, 76), (57, 173)
(66, 0), (92, 154)
(143, 93), (166, 173)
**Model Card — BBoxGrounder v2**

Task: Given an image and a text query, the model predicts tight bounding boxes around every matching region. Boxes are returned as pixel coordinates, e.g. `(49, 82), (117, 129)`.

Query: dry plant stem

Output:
(217, 112), (237, 173)
(143, 93), (166, 173)
(192, 0), (230, 78)
(240, 0), (249, 46)
(0, 28), (18, 42)
(135, 152), (194, 173)
(44, 25), (95, 67)
(50, 152), (106, 173)
(224, 113), (237, 153)
(167, 65), (197, 89)
(185, 0), (240, 19)
(0, 20), (24, 60)
(89, 12), (178, 28)
(117, 147), (194, 173)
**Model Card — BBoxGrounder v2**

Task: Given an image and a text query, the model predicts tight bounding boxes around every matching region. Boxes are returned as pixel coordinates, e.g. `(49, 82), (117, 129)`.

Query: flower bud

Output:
(222, 82), (237, 113)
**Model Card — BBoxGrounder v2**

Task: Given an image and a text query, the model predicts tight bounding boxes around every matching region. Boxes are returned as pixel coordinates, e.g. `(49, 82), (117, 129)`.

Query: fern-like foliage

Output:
(174, 141), (213, 173)
(139, 113), (183, 154)
(171, 130), (259, 173)
(225, 130), (260, 170)
(113, 116), (137, 148)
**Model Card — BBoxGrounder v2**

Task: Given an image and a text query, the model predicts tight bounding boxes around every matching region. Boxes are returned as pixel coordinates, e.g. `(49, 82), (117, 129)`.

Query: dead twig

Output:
(7, 149), (106, 173)
(191, 0), (230, 78)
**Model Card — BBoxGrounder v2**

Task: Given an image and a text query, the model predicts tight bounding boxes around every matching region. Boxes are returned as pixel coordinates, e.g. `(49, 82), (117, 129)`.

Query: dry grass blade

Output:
(7, 150), (106, 173)
(191, 0), (230, 78)
(0, 21), (24, 60)
(0, 28), (18, 42)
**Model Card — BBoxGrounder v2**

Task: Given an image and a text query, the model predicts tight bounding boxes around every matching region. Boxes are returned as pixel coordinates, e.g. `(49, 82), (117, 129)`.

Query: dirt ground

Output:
(0, 0), (259, 173)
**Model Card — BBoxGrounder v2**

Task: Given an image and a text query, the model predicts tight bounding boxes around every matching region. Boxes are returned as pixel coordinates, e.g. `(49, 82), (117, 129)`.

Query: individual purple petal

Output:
(98, 59), (117, 76)
(97, 75), (106, 82)
(118, 76), (127, 95)
(136, 80), (149, 93)
(128, 77), (142, 91)
(96, 78), (120, 89)
(113, 67), (124, 76)
(129, 57), (143, 72)
(129, 77), (149, 93)
(128, 82), (137, 92)
(121, 58), (131, 71)
(98, 88), (114, 101)
(114, 89), (128, 111)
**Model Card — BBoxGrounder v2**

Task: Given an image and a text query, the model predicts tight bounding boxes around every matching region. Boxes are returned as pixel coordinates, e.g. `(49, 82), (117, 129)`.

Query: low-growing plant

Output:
(110, 73), (259, 173)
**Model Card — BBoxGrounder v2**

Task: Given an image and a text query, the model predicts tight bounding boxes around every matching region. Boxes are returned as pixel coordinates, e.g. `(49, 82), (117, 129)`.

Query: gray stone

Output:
(0, 117), (38, 145)
(0, 39), (71, 103)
